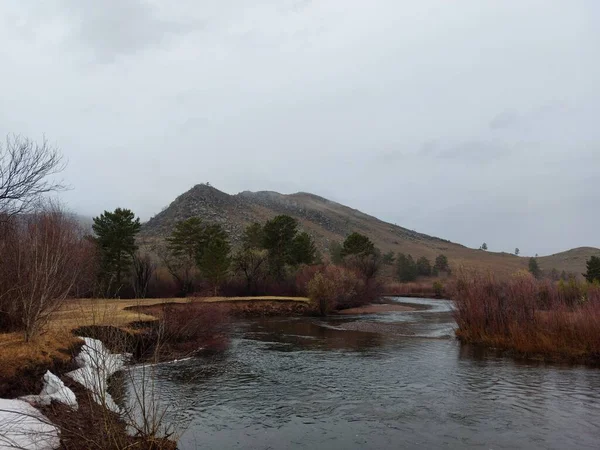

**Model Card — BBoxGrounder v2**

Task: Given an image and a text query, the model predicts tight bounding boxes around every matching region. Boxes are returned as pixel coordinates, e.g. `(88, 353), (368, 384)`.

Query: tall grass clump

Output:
(452, 271), (600, 362)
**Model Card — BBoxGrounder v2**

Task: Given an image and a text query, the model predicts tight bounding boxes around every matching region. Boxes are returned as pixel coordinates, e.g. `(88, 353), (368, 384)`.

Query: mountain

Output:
(141, 184), (599, 277)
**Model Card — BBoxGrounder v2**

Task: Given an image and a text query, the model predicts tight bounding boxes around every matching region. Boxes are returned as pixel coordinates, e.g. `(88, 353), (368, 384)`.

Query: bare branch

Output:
(0, 134), (67, 218)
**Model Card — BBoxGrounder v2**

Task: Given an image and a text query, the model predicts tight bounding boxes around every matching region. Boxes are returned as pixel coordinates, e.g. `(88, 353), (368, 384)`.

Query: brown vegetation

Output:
(307, 265), (381, 315)
(384, 280), (446, 298)
(452, 271), (600, 363)
(0, 206), (91, 341)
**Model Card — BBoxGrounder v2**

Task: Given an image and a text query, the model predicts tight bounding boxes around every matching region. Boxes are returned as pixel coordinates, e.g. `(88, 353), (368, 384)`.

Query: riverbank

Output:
(1, 296), (311, 396)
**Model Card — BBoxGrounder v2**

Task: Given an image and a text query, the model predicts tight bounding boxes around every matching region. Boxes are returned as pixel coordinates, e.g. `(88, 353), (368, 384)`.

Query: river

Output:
(137, 297), (600, 449)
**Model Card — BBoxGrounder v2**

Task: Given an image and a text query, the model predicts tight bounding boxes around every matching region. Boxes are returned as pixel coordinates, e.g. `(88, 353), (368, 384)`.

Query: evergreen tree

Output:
(341, 232), (375, 257)
(241, 222), (264, 250)
(340, 233), (381, 281)
(434, 254), (449, 272)
(92, 208), (141, 296)
(416, 256), (432, 276)
(164, 217), (205, 295)
(199, 236), (231, 295)
(290, 232), (317, 265)
(585, 256), (600, 283)
(515, 248), (520, 256)
(199, 224), (228, 263)
(528, 257), (541, 279)
(166, 217), (205, 263)
(396, 253), (417, 282)
(480, 243), (488, 251)
(165, 218), (229, 295)
(262, 215), (298, 278)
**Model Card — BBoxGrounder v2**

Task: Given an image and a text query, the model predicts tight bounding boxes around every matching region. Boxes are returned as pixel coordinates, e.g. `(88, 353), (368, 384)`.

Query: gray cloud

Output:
(60, 0), (200, 62)
(0, 0), (598, 256)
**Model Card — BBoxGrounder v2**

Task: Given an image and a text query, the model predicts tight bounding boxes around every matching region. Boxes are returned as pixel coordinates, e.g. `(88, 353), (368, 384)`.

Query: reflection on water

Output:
(141, 297), (600, 450)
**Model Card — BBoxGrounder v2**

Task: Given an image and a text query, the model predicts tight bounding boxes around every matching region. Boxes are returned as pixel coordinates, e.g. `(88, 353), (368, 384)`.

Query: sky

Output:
(1, 0), (599, 256)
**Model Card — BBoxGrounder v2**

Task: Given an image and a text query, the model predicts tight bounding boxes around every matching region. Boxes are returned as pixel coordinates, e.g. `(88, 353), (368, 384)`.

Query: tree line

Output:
(2, 134), (600, 342)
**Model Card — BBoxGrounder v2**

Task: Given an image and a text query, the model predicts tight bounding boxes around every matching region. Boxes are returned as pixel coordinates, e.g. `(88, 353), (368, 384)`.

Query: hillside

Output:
(141, 184), (599, 277)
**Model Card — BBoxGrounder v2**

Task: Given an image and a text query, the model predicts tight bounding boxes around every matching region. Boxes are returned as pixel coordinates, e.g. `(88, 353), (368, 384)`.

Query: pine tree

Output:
(164, 218), (205, 295)
(166, 217), (205, 263)
(199, 236), (231, 295)
(290, 232), (317, 265)
(241, 222), (264, 250)
(262, 215), (298, 278)
(341, 232), (376, 257)
(434, 254), (449, 272)
(92, 208), (141, 296)
(396, 253), (417, 282)
(585, 256), (600, 283)
(416, 256), (432, 276)
(528, 257), (541, 279)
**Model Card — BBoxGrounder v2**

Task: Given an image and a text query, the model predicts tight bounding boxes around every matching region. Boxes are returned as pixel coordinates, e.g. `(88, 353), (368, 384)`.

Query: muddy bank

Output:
(131, 299), (314, 319)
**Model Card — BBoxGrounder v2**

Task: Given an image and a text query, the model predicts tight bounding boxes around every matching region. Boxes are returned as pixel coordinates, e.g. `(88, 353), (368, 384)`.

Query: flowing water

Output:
(141, 298), (600, 449)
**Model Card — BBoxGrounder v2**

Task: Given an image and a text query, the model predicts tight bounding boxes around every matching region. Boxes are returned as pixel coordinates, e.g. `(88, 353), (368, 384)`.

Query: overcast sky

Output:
(1, 1), (599, 256)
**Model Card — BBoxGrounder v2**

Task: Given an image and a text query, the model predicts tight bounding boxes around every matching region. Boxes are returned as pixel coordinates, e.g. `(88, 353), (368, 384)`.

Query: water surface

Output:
(146, 298), (600, 449)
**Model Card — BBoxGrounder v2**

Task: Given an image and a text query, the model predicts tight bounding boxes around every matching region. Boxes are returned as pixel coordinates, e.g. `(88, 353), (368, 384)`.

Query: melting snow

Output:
(0, 398), (60, 450)
(21, 371), (78, 410)
(66, 337), (129, 413)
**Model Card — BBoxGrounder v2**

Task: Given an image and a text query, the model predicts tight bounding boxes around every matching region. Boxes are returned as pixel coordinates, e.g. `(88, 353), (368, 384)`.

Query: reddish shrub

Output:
(451, 271), (600, 362)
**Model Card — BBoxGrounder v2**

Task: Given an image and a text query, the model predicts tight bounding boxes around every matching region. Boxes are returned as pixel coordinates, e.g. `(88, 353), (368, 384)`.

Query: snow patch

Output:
(0, 398), (60, 450)
(66, 337), (129, 413)
(21, 371), (78, 410)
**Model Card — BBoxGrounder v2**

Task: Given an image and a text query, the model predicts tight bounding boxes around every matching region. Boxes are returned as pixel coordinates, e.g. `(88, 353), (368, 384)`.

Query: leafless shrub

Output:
(0, 203), (88, 340)
(307, 265), (365, 315)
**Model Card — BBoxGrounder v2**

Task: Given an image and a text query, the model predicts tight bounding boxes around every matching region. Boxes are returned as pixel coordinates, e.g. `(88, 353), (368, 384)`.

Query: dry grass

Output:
(199, 296), (309, 303)
(0, 329), (80, 395)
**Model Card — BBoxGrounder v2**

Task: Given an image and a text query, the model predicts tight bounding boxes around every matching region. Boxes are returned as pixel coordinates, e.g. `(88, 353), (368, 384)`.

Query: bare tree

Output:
(233, 248), (268, 294)
(155, 243), (198, 297)
(0, 134), (66, 218)
(132, 252), (156, 299)
(0, 202), (86, 341)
